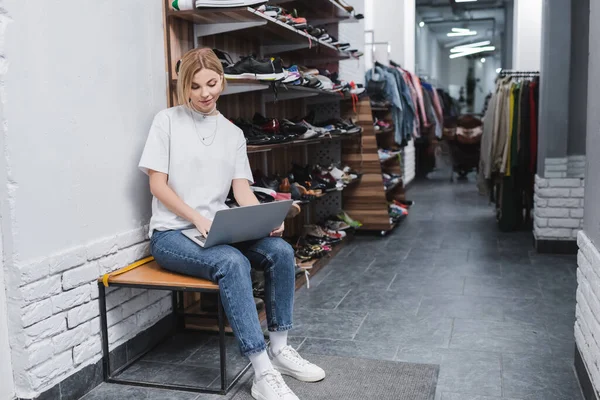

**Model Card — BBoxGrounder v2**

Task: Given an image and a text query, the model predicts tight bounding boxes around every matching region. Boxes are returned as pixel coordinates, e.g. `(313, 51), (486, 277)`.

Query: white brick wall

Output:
(534, 174), (584, 241)
(5, 225), (173, 395)
(576, 231), (600, 394)
(568, 155), (586, 178)
(403, 139), (416, 185)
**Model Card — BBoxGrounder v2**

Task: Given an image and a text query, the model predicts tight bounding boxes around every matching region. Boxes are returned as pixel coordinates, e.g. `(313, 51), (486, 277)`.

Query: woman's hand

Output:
(270, 222), (285, 237)
(193, 214), (212, 237)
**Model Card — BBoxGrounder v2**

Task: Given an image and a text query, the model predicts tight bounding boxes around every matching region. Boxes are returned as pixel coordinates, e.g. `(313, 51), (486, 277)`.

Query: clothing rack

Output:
(498, 70), (540, 77)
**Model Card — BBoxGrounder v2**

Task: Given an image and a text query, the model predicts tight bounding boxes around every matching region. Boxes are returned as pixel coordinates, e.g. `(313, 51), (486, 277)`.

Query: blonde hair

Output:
(176, 48), (225, 109)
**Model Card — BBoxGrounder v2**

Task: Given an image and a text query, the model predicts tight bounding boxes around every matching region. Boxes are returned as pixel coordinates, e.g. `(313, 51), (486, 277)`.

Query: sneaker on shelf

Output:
(331, 0), (354, 13)
(278, 13), (308, 29)
(279, 119), (308, 136)
(314, 75), (334, 90)
(256, 4), (285, 17)
(349, 81), (365, 95)
(268, 345), (326, 383)
(325, 219), (351, 231)
(283, 119), (319, 140)
(252, 369), (299, 400)
(193, 0), (268, 8)
(282, 65), (301, 84)
(337, 210), (362, 228)
(234, 119), (276, 145)
(224, 55), (287, 81)
(253, 113), (281, 134)
(212, 48), (234, 69)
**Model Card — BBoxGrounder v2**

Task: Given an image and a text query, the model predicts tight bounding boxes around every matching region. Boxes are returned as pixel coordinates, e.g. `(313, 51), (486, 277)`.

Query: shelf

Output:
(270, 0), (356, 25)
(371, 106), (390, 112)
(247, 133), (359, 153)
(168, 7), (351, 58)
(385, 179), (403, 194)
(294, 232), (354, 290)
(379, 154), (401, 165)
(375, 126), (394, 135)
(265, 84), (349, 102)
(171, 78), (353, 100)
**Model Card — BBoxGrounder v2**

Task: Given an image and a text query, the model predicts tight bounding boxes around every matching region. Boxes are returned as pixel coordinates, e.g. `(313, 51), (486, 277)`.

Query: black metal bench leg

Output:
(217, 293), (227, 393)
(98, 282), (111, 381)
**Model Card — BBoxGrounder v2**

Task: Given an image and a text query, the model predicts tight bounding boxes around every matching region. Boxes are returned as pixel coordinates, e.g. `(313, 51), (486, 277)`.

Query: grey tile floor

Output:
(82, 174), (583, 400)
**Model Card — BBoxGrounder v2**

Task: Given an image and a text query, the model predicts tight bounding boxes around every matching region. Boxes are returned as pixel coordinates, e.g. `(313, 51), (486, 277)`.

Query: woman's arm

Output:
(149, 170), (212, 236)
(232, 178), (259, 207)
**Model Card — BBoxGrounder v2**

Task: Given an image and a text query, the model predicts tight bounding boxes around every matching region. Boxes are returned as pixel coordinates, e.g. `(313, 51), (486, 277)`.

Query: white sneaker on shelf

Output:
(268, 345), (326, 382)
(251, 369), (299, 400)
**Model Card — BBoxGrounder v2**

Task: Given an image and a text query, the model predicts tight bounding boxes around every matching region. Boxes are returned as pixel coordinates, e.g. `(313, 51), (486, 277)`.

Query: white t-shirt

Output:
(138, 105), (253, 237)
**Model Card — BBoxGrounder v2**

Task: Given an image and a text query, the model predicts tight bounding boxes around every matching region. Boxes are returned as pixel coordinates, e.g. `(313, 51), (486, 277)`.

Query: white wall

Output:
(474, 56), (499, 114)
(415, 19), (443, 86)
(339, 0), (366, 84)
(447, 57), (468, 98)
(0, 5), (16, 400)
(513, 0), (542, 70)
(2, 0), (167, 397)
(368, 0), (415, 69)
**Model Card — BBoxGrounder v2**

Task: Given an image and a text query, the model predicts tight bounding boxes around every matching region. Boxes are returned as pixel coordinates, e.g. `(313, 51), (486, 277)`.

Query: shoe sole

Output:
(251, 384), (268, 400)
(274, 366), (326, 382)
(225, 72), (287, 81)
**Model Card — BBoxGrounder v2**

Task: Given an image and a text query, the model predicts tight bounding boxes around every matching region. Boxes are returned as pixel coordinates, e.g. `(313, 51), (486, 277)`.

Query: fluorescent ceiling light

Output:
(451, 28), (471, 33)
(452, 40), (491, 50)
(449, 46), (495, 58)
(447, 30), (477, 37)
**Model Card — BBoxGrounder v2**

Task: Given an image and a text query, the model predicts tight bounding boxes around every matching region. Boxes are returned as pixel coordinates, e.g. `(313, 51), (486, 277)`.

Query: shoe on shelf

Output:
(337, 210), (362, 228)
(331, 0), (354, 13)
(193, 0), (268, 8)
(252, 368), (299, 400)
(268, 345), (326, 383)
(224, 55), (286, 81)
(282, 65), (301, 84)
(256, 4), (284, 18)
(325, 219), (351, 231)
(212, 48), (234, 69)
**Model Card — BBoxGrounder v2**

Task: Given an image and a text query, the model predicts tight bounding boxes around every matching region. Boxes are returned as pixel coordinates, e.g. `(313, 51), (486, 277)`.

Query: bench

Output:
(97, 257), (250, 395)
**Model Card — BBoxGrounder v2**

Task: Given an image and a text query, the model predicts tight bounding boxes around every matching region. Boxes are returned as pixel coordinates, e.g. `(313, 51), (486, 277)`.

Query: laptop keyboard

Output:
(194, 235), (207, 245)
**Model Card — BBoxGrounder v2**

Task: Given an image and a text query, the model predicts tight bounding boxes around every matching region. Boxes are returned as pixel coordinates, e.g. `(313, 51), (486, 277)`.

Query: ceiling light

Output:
(452, 40), (491, 50)
(419, 21), (425, 27)
(480, 58), (486, 63)
(496, 67), (502, 73)
(447, 30), (477, 37)
(451, 28), (471, 33)
(449, 46), (495, 58)
(455, 0), (478, 2)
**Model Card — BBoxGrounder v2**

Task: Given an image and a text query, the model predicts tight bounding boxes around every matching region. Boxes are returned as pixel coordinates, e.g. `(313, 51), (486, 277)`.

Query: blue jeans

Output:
(150, 230), (295, 356)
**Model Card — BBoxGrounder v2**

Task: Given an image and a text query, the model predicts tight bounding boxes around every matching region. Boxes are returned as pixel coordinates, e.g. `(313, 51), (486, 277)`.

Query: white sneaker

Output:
(268, 345), (326, 382)
(251, 369), (299, 400)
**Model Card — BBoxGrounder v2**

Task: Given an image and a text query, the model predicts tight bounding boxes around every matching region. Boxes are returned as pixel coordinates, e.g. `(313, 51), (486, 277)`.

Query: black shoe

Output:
(212, 48), (234, 68)
(224, 55), (286, 81)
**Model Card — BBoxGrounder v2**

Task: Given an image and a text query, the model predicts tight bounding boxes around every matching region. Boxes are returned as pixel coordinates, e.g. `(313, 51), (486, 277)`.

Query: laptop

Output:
(182, 200), (294, 248)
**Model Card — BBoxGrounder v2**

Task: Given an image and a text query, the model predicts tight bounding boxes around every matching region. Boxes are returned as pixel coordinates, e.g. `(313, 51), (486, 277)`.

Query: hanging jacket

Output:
(366, 66), (404, 144)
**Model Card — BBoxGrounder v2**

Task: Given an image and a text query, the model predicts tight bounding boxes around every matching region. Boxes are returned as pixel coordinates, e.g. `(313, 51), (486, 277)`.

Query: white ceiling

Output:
(417, 0), (511, 52)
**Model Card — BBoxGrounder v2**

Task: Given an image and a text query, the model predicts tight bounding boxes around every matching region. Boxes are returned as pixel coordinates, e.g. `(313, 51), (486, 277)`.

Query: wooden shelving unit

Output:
(341, 99), (406, 233)
(162, 0), (366, 330)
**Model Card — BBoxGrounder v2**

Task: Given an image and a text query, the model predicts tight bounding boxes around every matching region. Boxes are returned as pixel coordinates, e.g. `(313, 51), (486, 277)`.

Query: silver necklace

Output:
(190, 108), (219, 146)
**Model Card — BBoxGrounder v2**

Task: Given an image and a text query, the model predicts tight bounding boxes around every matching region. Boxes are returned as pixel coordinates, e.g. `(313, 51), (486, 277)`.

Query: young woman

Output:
(138, 48), (324, 400)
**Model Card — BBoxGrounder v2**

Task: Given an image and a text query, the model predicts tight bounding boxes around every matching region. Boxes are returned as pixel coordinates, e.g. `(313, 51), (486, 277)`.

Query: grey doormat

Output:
(230, 354), (439, 400)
